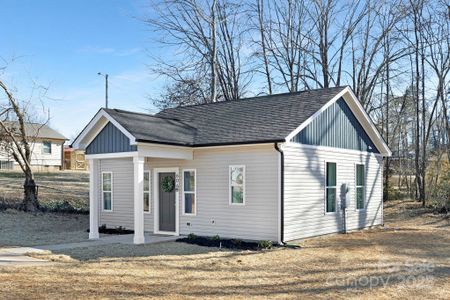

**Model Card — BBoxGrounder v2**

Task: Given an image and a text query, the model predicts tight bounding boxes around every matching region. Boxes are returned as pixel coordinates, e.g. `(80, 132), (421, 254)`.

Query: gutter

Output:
(274, 143), (284, 244)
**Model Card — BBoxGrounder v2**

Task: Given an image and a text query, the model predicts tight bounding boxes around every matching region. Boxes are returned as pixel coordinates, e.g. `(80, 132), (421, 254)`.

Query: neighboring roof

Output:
(3, 121), (67, 140)
(72, 86), (391, 155)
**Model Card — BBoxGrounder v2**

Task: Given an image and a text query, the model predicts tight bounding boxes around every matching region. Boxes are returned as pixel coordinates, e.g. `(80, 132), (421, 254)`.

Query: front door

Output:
(158, 172), (176, 232)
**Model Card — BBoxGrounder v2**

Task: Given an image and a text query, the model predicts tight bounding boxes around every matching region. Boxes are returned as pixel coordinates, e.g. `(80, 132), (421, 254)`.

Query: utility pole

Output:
(97, 72), (109, 108)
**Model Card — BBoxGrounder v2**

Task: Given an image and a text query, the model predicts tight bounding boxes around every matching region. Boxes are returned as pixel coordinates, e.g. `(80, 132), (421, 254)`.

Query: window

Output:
(230, 165), (245, 205)
(325, 162), (336, 213)
(0, 161), (13, 170)
(356, 164), (365, 209)
(183, 170), (196, 215)
(102, 172), (113, 211)
(42, 141), (52, 154)
(144, 171), (150, 213)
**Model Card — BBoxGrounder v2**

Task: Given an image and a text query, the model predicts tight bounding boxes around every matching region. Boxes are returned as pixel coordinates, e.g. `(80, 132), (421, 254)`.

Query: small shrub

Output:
(99, 224), (107, 232)
(188, 233), (197, 240)
(258, 240), (273, 249)
(210, 234), (221, 241)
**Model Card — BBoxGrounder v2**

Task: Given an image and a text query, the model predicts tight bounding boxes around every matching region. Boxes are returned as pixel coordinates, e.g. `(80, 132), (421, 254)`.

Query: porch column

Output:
(133, 156), (145, 244)
(88, 159), (99, 239)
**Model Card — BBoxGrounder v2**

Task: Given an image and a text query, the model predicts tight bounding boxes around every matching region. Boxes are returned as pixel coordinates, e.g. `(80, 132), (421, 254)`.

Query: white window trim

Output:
(324, 161), (337, 214)
(101, 171), (113, 212)
(355, 163), (366, 211)
(229, 165), (246, 206)
(42, 141), (52, 155)
(182, 169), (197, 216)
(144, 170), (151, 214)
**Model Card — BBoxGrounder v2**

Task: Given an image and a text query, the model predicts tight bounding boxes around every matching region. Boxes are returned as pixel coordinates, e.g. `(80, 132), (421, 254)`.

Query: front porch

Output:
(86, 144), (193, 244)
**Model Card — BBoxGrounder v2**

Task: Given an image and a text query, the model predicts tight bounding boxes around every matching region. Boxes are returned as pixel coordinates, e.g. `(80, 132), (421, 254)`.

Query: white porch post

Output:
(88, 159), (99, 239)
(133, 156), (145, 244)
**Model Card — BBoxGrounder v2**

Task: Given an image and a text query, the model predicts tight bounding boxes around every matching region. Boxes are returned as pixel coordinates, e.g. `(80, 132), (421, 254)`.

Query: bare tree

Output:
(0, 80), (40, 211)
(147, 0), (250, 107)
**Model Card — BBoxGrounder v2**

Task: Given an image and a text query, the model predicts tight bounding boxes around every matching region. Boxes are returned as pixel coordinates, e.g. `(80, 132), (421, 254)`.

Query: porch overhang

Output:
(85, 142), (193, 161)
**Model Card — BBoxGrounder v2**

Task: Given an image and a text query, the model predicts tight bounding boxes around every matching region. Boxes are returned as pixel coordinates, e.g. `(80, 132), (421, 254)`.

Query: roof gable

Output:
(292, 98), (379, 153)
(86, 122), (137, 155)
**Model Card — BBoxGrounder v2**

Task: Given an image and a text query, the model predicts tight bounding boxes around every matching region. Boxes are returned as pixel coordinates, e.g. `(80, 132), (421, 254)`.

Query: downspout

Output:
(274, 143), (284, 244)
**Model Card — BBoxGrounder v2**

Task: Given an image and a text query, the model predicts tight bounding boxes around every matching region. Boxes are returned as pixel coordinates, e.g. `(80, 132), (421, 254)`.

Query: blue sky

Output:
(0, 0), (164, 140)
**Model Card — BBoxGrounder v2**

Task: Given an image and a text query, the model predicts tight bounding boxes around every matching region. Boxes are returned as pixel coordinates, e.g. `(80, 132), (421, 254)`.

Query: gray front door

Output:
(159, 172), (176, 232)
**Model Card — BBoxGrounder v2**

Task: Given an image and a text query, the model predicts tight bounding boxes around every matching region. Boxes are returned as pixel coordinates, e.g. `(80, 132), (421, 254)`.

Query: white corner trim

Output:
(72, 109), (137, 150)
(284, 86), (391, 157)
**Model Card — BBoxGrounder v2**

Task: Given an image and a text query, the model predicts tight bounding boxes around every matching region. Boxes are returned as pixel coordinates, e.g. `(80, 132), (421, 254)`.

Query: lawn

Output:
(0, 171), (89, 211)
(0, 200), (449, 299)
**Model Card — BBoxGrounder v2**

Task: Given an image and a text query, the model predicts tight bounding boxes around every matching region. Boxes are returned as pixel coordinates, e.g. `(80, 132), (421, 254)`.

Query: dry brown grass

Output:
(0, 209), (89, 247)
(0, 200), (449, 299)
(0, 171), (89, 211)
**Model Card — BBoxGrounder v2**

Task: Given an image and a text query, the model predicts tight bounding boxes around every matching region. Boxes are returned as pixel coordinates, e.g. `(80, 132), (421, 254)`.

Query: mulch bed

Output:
(87, 226), (134, 235)
(176, 236), (277, 251)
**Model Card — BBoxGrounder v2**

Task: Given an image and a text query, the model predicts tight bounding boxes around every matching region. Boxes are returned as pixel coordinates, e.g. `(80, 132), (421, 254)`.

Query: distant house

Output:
(0, 122), (67, 171)
(73, 86), (391, 244)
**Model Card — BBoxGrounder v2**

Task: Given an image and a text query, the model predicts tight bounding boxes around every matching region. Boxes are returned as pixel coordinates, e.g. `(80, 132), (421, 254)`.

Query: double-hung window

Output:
(183, 170), (196, 215)
(42, 141), (52, 154)
(325, 162), (336, 213)
(144, 171), (150, 213)
(230, 165), (245, 205)
(356, 164), (365, 209)
(102, 172), (113, 211)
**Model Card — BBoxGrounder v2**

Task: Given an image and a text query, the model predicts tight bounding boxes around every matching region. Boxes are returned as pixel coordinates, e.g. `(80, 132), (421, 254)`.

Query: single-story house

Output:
(72, 86), (391, 244)
(0, 122), (67, 171)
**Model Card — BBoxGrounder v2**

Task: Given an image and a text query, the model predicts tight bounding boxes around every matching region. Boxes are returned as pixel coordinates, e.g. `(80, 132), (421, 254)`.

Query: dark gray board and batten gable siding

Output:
(86, 122), (137, 155)
(292, 98), (380, 153)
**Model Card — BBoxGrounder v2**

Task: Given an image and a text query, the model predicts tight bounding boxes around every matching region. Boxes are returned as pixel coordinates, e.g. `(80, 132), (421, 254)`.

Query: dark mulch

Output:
(176, 236), (278, 251)
(87, 225), (134, 235)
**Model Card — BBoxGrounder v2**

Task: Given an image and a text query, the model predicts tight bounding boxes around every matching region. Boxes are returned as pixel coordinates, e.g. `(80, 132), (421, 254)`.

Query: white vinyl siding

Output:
(96, 145), (279, 241)
(97, 158), (138, 230)
(147, 145), (279, 241)
(283, 143), (383, 241)
(0, 139), (64, 168)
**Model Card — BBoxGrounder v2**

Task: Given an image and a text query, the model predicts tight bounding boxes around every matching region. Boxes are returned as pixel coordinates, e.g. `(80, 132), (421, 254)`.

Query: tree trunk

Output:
(210, 0), (218, 102)
(23, 176), (39, 212)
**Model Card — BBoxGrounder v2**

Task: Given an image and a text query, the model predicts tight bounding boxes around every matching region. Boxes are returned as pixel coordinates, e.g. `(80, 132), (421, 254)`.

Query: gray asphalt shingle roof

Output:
(4, 122), (67, 140)
(105, 86), (346, 147)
